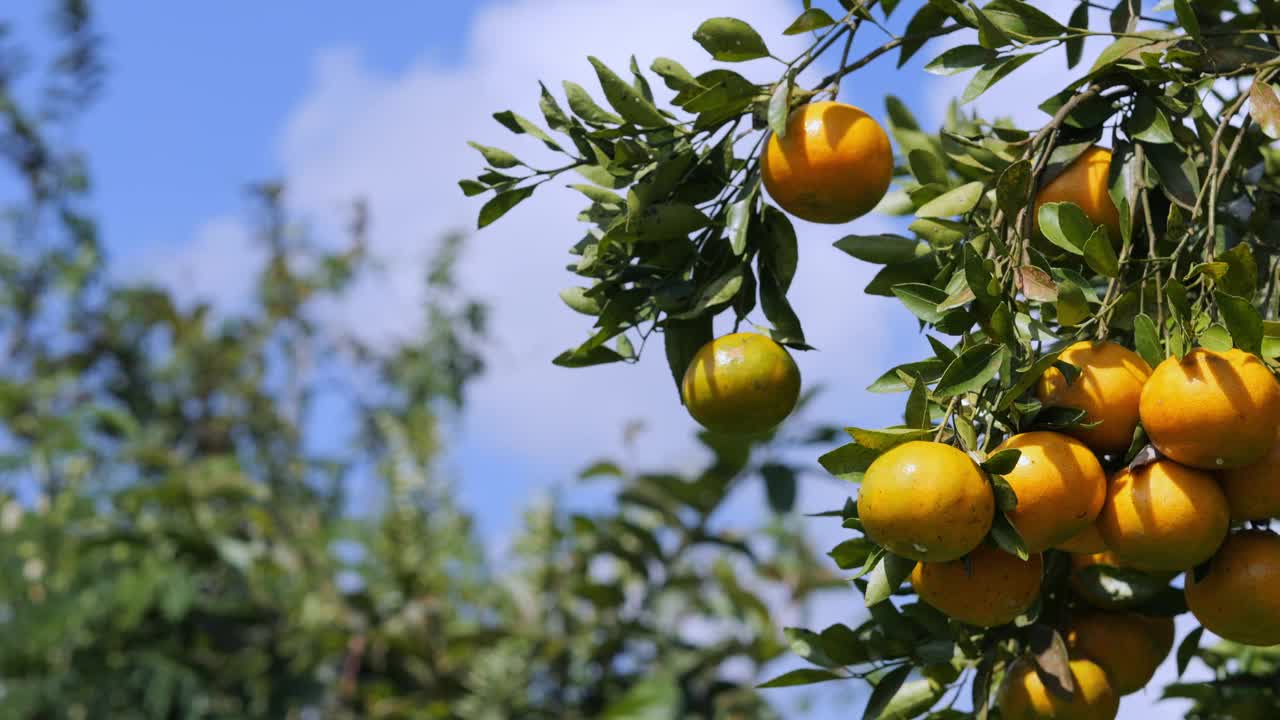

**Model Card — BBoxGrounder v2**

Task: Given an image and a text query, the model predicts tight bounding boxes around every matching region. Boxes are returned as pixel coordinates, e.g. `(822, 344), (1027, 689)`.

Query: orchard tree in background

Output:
(467, 0), (1280, 716)
(0, 3), (844, 719)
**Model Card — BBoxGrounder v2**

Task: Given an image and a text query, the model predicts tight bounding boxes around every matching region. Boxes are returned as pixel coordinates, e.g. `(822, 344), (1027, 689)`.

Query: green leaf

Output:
(863, 665), (914, 720)
(1144, 142), (1199, 209)
(758, 668), (844, 689)
(996, 159), (1031, 216)
(1065, 2), (1087, 68)
(865, 552), (916, 607)
(935, 343), (1004, 398)
(905, 373), (929, 429)
(538, 81), (572, 131)
(829, 537), (877, 570)
(1173, 0), (1200, 40)
(664, 316), (712, 395)
(893, 283), (951, 323)
(760, 206), (798, 292)
(1176, 626), (1204, 677)
(467, 141), (522, 169)
(1055, 279), (1090, 327)
(726, 197), (754, 256)
(924, 45), (996, 75)
(970, 1), (1013, 48)
(553, 343), (625, 367)
(1081, 226), (1119, 277)
(998, 349), (1065, 410)
(869, 359), (948, 393)
(1133, 313), (1163, 367)
(899, 4), (949, 67)
(671, 266), (745, 319)
(478, 185), (536, 228)
(1037, 202), (1092, 254)
(961, 54), (1035, 103)
(878, 679), (946, 720)
(569, 183), (624, 205)
(563, 80), (624, 125)
(560, 287), (603, 315)
(990, 511), (1029, 560)
(767, 77), (792, 138)
(819, 442), (881, 480)
(1199, 324), (1232, 352)
(650, 57), (702, 92)
(1217, 243), (1258, 298)
(981, 449), (1021, 475)
(784, 7), (836, 34)
(693, 17), (770, 62)
(493, 110), (562, 150)
(458, 179), (487, 197)
(762, 463), (797, 513)
(580, 460), (623, 479)
(847, 427), (934, 450)
(991, 474), (1019, 512)
(1125, 95), (1174, 144)
(1216, 292), (1263, 354)
(916, 182), (984, 218)
(835, 234), (923, 264)
(1166, 277), (1192, 320)
(983, 0), (1067, 38)
(1091, 31), (1175, 73)
(588, 57), (668, 128)
(886, 95), (921, 130)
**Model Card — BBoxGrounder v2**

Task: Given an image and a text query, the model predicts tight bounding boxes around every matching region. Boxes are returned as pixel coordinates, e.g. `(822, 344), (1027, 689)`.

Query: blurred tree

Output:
(0, 4), (837, 719)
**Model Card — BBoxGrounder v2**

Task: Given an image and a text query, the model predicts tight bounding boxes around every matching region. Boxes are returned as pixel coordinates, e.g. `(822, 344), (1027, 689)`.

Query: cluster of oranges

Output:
(674, 99), (1280, 714)
(858, 342), (1280, 716)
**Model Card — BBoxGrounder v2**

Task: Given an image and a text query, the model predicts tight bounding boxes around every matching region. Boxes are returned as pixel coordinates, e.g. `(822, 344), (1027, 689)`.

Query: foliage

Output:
(0, 3), (838, 719)
(468, 0), (1280, 716)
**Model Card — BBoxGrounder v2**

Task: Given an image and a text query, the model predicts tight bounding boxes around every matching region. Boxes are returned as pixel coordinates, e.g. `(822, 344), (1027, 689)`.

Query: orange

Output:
(1139, 348), (1280, 469)
(680, 333), (800, 436)
(1185, 530), (1280, 646)
(1036, 341), (1151, 454)
(998, 657), (1119, 720)
(761, 101), (892, 224)
(1097, 461), (1229, 573)
(910, 543), (1042, 627)
(1064, 612), (1174, 695)
(1055, 521), (1107, 554)
(1034, 146), (1121, 243)
(992, 432), (1107, 553)
(1219, 431), (1280, 522)
(858, 441), (993, 562)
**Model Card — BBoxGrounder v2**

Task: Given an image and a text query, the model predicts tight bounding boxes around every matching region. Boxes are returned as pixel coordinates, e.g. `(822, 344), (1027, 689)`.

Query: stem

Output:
(935, 397), (959, 442)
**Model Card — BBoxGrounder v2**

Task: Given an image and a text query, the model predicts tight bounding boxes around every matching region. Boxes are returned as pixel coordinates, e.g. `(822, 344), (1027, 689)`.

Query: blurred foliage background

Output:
(0, 3), (843, 718)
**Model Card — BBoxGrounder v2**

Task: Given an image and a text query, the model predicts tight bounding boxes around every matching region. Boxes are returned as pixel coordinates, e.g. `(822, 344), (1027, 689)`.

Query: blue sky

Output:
(11, 1), (1205, 717)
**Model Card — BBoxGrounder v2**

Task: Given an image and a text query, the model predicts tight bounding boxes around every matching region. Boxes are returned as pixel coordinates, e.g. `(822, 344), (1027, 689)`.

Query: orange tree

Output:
(466, 0), (1280, 717)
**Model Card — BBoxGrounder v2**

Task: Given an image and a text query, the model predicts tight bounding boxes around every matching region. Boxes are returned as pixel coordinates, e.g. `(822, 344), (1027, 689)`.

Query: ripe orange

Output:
(1185, 530), (1280, 646)
(910, 543), (1042, 627)
(858, 441), (994, 562)
(1036, 341), (1151, 454)
(992, 432), (1107, 553)
(1033, 146), (1121, 243)
(1219, 431), (1280, 522)
(761, 101), (893, 224)
(1139, 348), (1280, 469)
(1055, 521), (1107, 554)
(1064, 612), (1174, 695)
(681, 333), (800, 436)
(1097, 460), (1229, 573)
(998, 657), (1119, 720)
